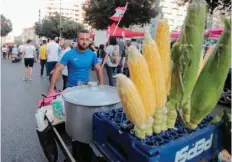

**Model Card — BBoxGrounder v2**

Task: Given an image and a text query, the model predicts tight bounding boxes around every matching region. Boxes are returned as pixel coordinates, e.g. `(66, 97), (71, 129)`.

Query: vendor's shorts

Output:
(24, 58), (34, 67)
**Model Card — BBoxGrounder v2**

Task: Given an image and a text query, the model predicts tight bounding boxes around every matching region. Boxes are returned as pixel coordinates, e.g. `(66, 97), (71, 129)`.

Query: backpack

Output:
(109, 45), (121, 64)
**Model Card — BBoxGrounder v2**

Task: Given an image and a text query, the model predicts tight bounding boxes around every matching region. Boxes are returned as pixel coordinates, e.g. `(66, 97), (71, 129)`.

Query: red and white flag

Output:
(110, 2), (128, 22)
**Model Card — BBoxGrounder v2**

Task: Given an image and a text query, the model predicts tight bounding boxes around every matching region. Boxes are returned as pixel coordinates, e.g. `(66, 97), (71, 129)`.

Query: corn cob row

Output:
(188, 18), (231, 129)
(167, 0), (207, 127)
(142, 31), (167, 133)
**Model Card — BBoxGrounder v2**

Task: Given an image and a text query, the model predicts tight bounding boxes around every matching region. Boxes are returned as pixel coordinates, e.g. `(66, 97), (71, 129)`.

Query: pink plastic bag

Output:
(37, 92), (62, 108)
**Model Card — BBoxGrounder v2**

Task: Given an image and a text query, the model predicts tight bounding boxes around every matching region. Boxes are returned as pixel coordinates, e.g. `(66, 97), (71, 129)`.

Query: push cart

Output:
(36, 85), (228, 162)
(37, 104), (226, 162)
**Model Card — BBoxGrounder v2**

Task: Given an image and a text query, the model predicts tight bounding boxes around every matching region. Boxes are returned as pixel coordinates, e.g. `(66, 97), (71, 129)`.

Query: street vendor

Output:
(48, 29), (104, 95)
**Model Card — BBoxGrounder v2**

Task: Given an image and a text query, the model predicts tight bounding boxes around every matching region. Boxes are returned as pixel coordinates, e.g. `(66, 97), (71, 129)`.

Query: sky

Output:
(1, 0), (86, 36)
(1, 0), (41, 36)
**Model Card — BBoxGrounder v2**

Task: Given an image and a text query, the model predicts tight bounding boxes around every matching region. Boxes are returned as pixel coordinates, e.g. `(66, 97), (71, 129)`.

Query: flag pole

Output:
(112, 2), (128, 36)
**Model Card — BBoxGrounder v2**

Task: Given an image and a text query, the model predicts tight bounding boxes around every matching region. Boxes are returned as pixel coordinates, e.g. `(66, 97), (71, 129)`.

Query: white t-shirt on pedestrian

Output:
(46, 41), (60, 62)
(59, 47), (71, 76)
(23, 44), (35, 58)
(18, 45), (24, 53)
(12, 47), (18, 55)
(2, 47), (8, 53)
(105, 45), (120, 67)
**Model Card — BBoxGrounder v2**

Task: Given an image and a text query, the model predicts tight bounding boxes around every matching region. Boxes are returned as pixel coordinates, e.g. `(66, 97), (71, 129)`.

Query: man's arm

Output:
(48, 63), (65, 93)
(95, 64), (104, 85)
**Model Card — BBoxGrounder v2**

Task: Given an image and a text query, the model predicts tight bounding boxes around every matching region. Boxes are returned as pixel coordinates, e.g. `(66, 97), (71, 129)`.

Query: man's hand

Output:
(47, 88), (56, 96)
(50, 69), (54, 75)
(48, 63), (65, 94)
(101, 64), (104, 70)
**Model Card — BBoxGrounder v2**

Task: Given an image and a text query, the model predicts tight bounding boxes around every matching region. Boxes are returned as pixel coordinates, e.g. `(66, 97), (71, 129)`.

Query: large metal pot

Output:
(62, 83), (121, 144)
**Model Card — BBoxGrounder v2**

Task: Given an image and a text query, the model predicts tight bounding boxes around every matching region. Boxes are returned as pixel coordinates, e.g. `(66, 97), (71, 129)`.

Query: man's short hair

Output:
(43, 40), (47, 44)
(27, 39), (32, 44)
(77, 29), (89, 38)
(50, 34), (56, 40)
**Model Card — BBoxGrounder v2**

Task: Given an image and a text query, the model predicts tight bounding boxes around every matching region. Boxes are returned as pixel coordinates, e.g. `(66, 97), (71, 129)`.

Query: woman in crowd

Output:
(97, 44), (106, 65)
(1, 45), (8, 60)
(102, 36), (120, 86)
(120, 41), (131, 77)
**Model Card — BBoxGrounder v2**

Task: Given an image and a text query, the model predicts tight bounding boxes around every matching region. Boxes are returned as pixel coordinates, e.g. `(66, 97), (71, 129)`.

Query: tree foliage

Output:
(1, 14), (13, 37)
(181, 0), (231, 14)
(34, 13), (85, 39)
(83, 0), (159, 30)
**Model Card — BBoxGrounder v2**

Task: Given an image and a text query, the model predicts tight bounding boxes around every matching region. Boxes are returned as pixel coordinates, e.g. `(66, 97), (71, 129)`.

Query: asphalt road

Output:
(1, 59), (110, 162)
(1, 59), (230, 162)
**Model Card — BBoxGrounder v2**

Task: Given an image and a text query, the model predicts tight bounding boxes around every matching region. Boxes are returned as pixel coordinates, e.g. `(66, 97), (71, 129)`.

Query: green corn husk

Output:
(167, 0), (207, 128)
(161, 108), (168, 131)
(153, 109), (163, 133)
(135, 117), (154, 139)
(211, 112), (224, 124)
(188, 18), (231, 129)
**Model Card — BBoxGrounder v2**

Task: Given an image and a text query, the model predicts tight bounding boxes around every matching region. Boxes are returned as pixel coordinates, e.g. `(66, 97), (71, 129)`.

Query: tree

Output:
(83, 0), (159, 30)
(179, 0), (231, 28)
(1, 14), (13, 37)
(180, 0), (231, 14)
(34, 13), (85, 39)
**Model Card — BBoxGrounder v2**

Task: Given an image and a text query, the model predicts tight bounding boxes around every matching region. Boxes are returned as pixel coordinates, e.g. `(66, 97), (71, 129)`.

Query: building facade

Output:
(40, 0), (84, 23)
(19, 27), (40, 45)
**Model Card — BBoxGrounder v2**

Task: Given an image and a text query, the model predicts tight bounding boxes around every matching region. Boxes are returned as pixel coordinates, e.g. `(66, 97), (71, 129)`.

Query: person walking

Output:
(46, 36), (60, 81)
(39, 40), (48, 77)
(1, 45), (8, 60)
(97, 44), (106, 64)
(8, 45), (13, 60)
(120, 41), (131, 77)
(102, 36), (120, 86)
(12, 45), (19, 57)
(22, 39), (36, 81)
(58, 39), (71, 90)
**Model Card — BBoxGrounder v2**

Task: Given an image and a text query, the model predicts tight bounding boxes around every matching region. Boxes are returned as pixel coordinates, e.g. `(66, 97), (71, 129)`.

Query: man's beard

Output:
(78, 44), (87, 51)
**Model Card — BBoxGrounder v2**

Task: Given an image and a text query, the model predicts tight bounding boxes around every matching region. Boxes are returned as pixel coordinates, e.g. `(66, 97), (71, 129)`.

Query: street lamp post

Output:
(59, 0), (62, 39)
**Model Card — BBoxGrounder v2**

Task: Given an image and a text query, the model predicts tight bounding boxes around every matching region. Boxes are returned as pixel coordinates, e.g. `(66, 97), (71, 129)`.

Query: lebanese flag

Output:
(110, 2), (128, 22)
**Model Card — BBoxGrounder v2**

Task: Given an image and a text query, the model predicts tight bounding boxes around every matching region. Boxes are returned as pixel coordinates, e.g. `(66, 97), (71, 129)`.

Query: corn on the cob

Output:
(155, 19), (172, 96)
(116, 74), (146, 126)
(166, 43), (182, 128)
(167, 0), (207, 127)
(116, 74), (152, 139)
(128, 46), (156, 118)
(142, 31), (167, 133)
(188, 18), (231, 129)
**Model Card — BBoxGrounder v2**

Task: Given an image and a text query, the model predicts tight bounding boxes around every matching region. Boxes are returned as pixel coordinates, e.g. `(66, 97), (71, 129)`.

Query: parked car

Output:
(218, 68), (231, 106)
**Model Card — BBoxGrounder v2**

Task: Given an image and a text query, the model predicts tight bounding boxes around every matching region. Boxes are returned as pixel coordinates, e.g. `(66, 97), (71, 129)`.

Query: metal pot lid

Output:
(61, 85), (121, 106)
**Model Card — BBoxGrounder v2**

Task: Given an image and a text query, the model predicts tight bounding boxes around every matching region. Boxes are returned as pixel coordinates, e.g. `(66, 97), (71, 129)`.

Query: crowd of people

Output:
(1, 29), (142, 91)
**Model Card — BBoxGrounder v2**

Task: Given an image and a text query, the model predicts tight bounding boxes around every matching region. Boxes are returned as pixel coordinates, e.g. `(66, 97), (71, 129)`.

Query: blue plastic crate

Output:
(93, 108), (222, 162)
